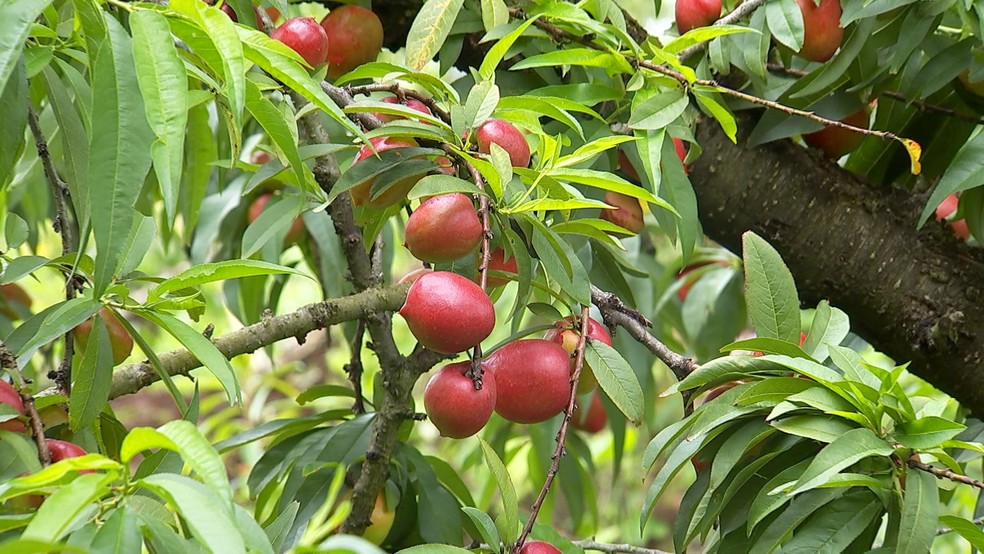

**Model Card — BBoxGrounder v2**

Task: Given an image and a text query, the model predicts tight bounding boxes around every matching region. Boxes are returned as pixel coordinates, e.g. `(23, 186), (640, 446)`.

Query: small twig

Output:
(28, 104), (80, 394)
(677, 0), (769, 59)
(766, 63), (984, 127)
(908, 457), (984, 490)
(0, 343), (51, 465)
(573, 540), (673, 554)
(462, 150), (493, 386)
(344, 320), (367, 414)
(346, 83), (453, 124)
(512, 9), (903, 147)
(513, 306), (591, 553)
(590, 285), (697, 381)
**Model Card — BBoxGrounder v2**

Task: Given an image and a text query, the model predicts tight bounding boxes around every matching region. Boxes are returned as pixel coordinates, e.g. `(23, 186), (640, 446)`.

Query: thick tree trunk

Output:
(691, 115), (984, 415)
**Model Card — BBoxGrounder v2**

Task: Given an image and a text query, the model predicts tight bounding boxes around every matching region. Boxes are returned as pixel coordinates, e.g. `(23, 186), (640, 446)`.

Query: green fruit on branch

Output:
(320, 6), (383, 80)
(803, 107), (869, 159)
(571, 392), (606, 433)
(399, 271), (495, 353)
(352, 136), (423, 208)
(73, 307), (134, 366)
(676, 0), (721, 33)
(0, 380), (26, 433)
(486, 339), (572, 424)
(476, 119), (531, 168)
(423, 361), (496, 438)
(795, 0), (843, 63)
(542, 315), (613, 394)
(271, 17), (330, 67)
(404, 193), (483, 263)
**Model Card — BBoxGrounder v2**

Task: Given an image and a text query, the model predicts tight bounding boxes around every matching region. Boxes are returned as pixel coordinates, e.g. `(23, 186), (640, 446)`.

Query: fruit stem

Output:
(512, 306), (590, 553)
(0, 344), (52, 465)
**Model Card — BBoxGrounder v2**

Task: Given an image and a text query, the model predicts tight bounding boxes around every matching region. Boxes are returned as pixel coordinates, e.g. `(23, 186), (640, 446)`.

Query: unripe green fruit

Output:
(476, 119), (531, 168)
(320, 6), (384, 80)
(405, 193), (483, 263)
(399, 271), (495, 354)
(487, 339), (572, 424)
(423, 361), (496, 438)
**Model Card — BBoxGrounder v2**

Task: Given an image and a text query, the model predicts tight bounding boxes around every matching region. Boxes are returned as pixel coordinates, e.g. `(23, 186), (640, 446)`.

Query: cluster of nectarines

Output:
(419, 313), (613, 438)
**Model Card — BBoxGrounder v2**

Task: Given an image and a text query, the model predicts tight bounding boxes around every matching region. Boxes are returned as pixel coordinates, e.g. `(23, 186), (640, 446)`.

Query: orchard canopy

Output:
(2, 0), (984, 552)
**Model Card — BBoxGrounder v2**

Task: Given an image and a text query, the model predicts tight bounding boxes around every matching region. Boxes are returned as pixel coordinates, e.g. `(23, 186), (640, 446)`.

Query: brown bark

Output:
(691, 114), (984, 415)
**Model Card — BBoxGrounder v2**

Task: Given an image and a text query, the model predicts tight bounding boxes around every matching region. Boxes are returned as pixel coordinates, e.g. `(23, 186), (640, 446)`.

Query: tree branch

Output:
(908, 457), (984, 490)
(0, 344), (52, 464)
(691, 112), (984, 415)
(573, 540), (673, 554)
(27, 104), (80, 395)
(676, 0), (769, 59)
(591, 285), (698, 381)
(79, 284), (411, 400)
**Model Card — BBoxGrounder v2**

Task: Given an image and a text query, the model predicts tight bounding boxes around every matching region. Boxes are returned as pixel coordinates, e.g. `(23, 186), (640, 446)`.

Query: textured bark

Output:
(691, 115), (984, 414)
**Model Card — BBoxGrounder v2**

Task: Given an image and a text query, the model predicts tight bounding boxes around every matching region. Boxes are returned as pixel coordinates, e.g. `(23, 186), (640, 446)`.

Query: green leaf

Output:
(0, 56), (26, 190)
(918, 131), (984, 227)
(397, 546), (474, 554)
(237, 27), (363, 139)
(139, 473), (244, 553)
(21, 473), (109, 542)
(663, 24), (759, 54)
(461, 507), (500, 550)
(407, 174), (485, 200)
(771, 414), (857, 444)
(765, 0), (805, 51)
(479, 19), (538, 82)
(787, 428), (893, 495)
(152, 259), (313, 298)
(584, 341), (644, 424)
(122, 421), (232, 510)
(244, 79), (309, 192)
(132, 309), (241, 404)
(130, 10), (189, 227)
(405, 0), (464, 71)
(0, 0), (53, 94)
(750, 487), (845, 553)
(462, 79), (499, 132)
(801, 301), (850, 363)
(896, 416), (965, 449)
(721, 337), (809, 359)
(42, 65), (89, 227)
(628, 89), (689, 130)
(546, 168), (674, 213)
(693, 88), (737, 142)
(938, 516), (984, 549)
(894, 470), (938, 553)
(827, 345), (881, 389)
(6, 298), (101, 366)
(480, 0), (509, 32)
(734, 378), (816, 407)
(742, 232), (801, 343)
(90, 507), (142, 554)
(69, 316), (114, 431)
(479, 438), (518, 546)
(774, 489), (882, 553)
(88, 13), (154, 295)
(512, 48), (633, 74)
